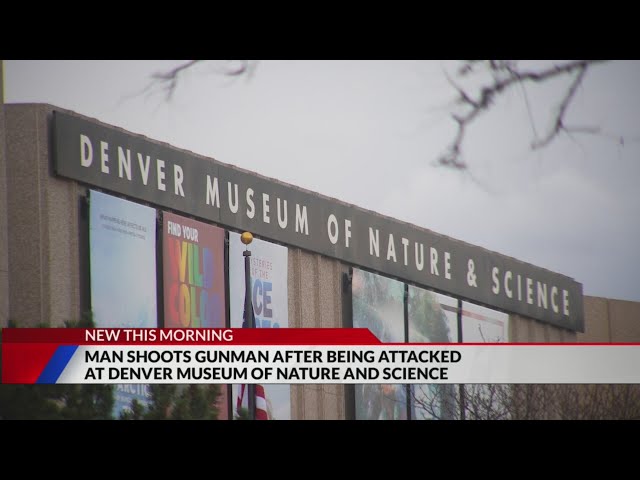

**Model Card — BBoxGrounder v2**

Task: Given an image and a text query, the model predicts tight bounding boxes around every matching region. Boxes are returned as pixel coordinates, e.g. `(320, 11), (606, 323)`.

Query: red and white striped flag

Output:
(237, 383), (269, 420)
(236, 287), (269, 420)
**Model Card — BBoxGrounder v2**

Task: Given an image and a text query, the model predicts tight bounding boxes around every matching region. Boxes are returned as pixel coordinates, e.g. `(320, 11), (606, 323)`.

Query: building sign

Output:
(54, 111), (584, 331)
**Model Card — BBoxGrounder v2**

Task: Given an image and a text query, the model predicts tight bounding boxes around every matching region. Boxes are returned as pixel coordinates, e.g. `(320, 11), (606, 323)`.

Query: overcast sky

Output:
(4, 60), (639, 302)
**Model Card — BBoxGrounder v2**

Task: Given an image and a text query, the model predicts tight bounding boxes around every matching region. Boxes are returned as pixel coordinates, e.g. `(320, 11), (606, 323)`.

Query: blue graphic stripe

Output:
(36, 346), (79, 384)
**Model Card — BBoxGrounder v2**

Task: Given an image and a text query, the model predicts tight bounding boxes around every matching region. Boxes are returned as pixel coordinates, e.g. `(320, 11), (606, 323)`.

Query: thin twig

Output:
(531, 64), (588, 149)
(438, 60), (608, 169)
(147, 60), (255, 101)
(151, 60), (201, 101)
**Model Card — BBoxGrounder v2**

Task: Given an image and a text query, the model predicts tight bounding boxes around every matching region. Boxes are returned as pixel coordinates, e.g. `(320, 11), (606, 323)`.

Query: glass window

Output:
(408, 288), (458, 420)
(460, 302), (509, 419)
(352, 268), (406, 420)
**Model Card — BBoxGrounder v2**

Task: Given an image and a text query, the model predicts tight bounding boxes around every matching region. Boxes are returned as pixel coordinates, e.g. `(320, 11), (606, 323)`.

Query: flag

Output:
(242, 295), (253, 328)
(254, 385), (268, 420)
(236, 383), (269, 420)
(236, 281), (269, 420)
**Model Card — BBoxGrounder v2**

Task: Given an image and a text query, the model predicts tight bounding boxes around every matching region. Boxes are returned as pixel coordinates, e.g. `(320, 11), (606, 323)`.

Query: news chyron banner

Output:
(228, 232), (290, 420)
(4, 329), (640, 386)
(89, 190), (157, 417)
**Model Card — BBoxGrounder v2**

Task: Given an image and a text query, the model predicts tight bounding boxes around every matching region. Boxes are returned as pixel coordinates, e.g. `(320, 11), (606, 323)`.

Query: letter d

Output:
(81, 134), (93, 167)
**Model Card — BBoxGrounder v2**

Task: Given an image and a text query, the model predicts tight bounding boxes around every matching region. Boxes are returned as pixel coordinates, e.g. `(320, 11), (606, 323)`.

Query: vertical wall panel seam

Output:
(314, 255), (321, 327)
(333, 261), (342, 419)
(314, 254), (323, 420)
(543, 324), (550, 343)
(606, 298), (613, 342)
(35, 108), (46, 324)
(295, 248), (304, 419)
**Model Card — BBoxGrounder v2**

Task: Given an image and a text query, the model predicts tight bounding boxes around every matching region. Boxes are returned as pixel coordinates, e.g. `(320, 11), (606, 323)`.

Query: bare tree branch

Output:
(411, 382), (640, 420)
(531, 63), (588, 149)
(151, 60), (201, 101)
(438, 60), (608, 169)
(147, 60), (256, 101)
(138, 60), (624, 171)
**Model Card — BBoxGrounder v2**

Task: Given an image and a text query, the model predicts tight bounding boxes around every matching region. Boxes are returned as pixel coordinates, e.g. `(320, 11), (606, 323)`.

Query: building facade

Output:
(1, 82), (638, 419)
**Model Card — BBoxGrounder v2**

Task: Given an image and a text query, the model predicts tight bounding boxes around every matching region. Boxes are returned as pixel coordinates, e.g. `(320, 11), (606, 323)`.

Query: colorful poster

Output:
(113, 384), (152, 418)
(229, 232), (290, 420)
(162, 212), (226, 328)
(408, 287), (458, 420)
(89, 189), (157, 417)
(89, 190), (157, 329)
(352, 268), (406, 420)
(162, 211), (228, 419)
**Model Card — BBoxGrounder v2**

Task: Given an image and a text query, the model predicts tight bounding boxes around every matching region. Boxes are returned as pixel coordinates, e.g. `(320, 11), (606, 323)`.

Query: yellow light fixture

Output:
(241, 231), (253, 245)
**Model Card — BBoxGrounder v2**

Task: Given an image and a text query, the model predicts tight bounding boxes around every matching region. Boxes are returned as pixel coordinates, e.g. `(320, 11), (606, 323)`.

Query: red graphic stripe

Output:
(2, 328), (383, 345)
(2, 343), (61, 384)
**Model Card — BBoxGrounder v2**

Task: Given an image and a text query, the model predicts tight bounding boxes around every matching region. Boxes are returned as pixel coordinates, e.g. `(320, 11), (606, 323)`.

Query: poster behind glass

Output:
(408, 287), (458, 420)
(162, 211), (226, 328)
(461, 301), (509, 419)
(162, 211), (228, 418)
(89, 190), (157, 418)
(229, 232), (290, 420)
(352, 268), (406, 420)
(462, 301), (508, 343)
